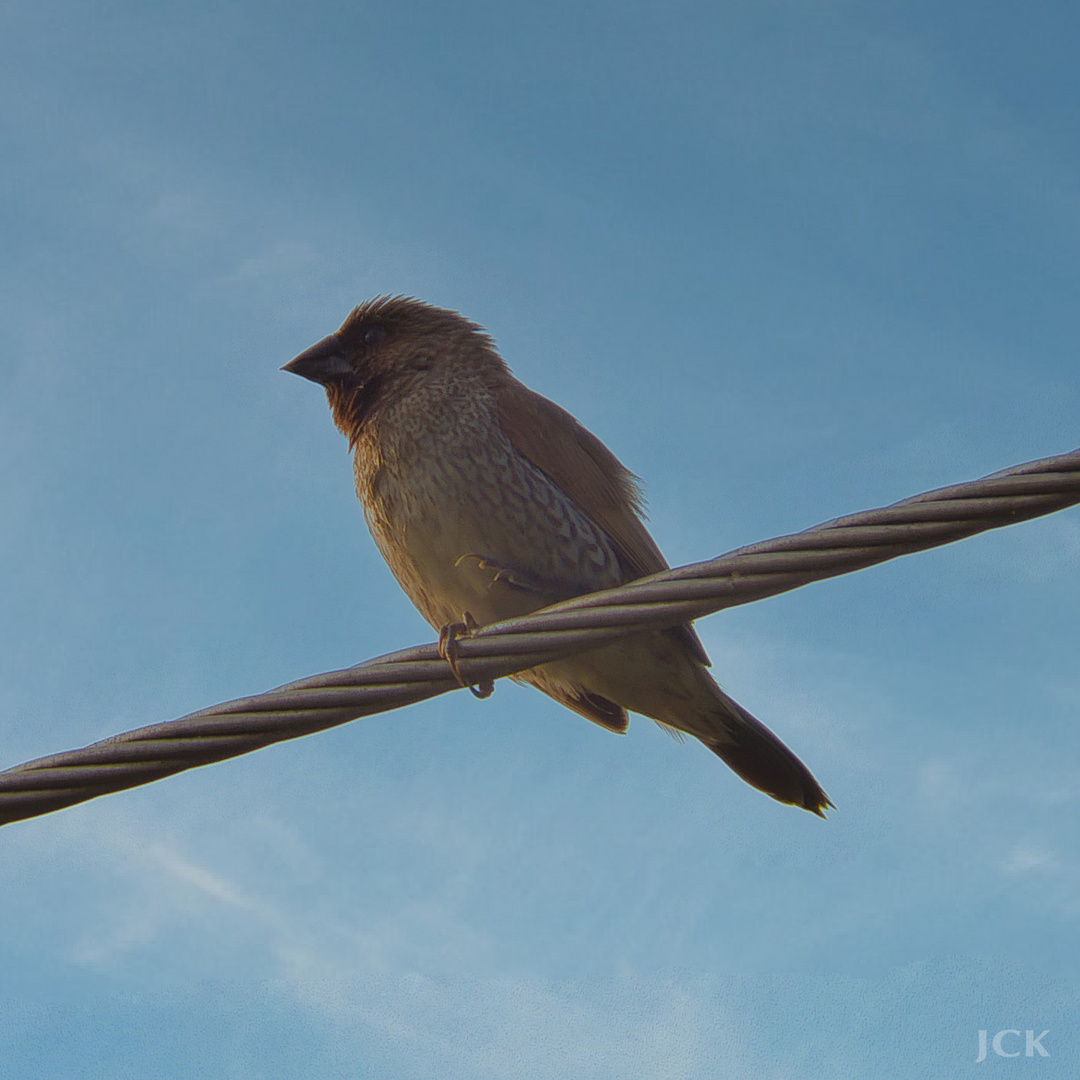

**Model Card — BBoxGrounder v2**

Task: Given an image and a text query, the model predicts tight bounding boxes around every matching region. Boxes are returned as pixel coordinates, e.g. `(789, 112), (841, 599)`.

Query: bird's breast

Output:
(351, 389), (622, 630)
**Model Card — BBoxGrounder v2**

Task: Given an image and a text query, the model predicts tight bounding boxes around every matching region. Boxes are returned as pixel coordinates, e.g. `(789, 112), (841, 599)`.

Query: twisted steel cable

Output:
(2, 446), (1078, 827)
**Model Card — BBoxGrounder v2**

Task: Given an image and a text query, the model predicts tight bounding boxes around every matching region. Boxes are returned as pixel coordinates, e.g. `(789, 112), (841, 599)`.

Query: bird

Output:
(283, 296), (830, 814)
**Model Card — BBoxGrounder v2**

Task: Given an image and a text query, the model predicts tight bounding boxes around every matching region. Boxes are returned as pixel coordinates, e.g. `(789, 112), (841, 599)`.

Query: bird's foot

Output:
(438, 611), (494, 699)
(454, 553), (548, 594)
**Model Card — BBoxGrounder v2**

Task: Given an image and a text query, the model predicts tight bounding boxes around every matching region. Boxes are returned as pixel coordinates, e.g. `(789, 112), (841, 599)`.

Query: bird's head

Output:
(283, 296), (503, 441)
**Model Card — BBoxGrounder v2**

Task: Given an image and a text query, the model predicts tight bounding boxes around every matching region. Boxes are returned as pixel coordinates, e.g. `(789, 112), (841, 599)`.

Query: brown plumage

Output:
(284, 296), (831, 814)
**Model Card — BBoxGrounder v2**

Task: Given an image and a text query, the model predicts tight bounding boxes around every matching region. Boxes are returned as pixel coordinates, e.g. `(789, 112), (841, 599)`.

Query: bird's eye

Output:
(362, 325), (387, 348)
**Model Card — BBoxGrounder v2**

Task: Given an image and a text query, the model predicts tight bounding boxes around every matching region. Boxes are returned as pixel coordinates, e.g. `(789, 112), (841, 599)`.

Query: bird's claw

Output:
(454, 552), (547, 594)
(438, 612), (494, 699)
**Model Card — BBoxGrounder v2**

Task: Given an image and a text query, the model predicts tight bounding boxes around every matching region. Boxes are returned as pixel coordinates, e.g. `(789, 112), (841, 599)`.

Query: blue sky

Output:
(2, 1), (1079, 1076)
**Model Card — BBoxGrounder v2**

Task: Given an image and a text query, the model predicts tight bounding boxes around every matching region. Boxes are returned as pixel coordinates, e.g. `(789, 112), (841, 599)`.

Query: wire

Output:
(2, 446), (1078, 827)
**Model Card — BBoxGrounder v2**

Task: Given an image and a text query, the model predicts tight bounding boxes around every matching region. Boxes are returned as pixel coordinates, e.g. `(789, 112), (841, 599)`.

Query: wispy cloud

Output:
(50, 807), (730, 1077)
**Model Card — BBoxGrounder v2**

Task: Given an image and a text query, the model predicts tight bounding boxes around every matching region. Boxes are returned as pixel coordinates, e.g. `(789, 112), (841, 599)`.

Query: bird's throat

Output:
(328, 376), (384, 446)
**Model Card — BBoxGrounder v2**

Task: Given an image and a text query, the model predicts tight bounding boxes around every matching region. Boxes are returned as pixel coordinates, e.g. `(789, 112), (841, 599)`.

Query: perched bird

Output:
(284, 297), (830, 814)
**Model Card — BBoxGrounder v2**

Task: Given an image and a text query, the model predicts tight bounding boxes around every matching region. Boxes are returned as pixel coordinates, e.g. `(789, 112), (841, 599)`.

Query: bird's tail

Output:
(702, 682), (832, 816)
(520, 630), (831, 814)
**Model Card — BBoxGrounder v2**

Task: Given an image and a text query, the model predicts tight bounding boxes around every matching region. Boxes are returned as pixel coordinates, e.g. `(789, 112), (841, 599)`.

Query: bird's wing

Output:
(496, 384), (710, 666)
(496, 386), (666, 576)
(511, 673), (630, 734)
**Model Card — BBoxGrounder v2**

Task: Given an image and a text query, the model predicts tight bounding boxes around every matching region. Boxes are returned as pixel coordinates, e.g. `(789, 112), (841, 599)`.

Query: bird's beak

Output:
(282, 333), (353, 385)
